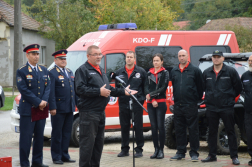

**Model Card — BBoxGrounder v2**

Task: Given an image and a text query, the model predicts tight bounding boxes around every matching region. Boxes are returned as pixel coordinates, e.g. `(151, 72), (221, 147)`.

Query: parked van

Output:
(10, 23), (240, 146)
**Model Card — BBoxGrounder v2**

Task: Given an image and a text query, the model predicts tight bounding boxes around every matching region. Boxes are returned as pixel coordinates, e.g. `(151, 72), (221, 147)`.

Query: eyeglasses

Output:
(248, 60), (252, 62)
(89, 53), (103, 57)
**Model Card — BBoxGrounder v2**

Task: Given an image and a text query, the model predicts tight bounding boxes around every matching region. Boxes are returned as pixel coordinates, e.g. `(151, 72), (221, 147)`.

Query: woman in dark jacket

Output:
(144, 53), (169, 159)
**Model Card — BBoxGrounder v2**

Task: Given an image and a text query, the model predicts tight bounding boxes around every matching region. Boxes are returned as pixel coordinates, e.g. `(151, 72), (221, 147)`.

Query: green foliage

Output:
(231, 0), (252, 17)
(3, 0), (14, 5)
(91, 0), (178, 30)
(225, 25), (252, 52)
(31, 0), (96, 50)
(187, 0), (233, 30)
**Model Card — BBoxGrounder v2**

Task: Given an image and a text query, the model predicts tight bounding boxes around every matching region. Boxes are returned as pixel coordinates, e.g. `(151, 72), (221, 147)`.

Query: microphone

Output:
(115, 76), (126, 85)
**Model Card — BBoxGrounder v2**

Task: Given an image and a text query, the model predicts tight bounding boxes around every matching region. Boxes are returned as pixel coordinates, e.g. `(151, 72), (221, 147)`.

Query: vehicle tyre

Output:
(164, 115), (177, 149)
(207, 122), (241, 155)
(44, 136), (50, 141)
(70, 117), (80, 147)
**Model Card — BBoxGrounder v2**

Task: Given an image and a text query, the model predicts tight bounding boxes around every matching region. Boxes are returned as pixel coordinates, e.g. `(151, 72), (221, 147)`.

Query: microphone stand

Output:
(118, 82), (148, 167)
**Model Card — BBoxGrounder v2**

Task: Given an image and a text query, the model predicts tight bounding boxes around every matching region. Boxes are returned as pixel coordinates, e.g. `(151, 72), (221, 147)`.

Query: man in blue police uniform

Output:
(48, 49), (76, 164)
(16, 44), (50, 167)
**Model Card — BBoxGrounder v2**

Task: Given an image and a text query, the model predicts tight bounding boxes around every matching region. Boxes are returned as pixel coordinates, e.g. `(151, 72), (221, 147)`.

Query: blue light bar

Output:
(98, 23), (137, 31)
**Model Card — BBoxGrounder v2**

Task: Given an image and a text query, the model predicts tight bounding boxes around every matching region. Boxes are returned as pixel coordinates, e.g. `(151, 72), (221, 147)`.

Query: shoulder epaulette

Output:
(49, 67), (55, 71)
(19, 64), (27, 70)
(66, 68), (71, 72)
(39, 64), (46, 67)
(56, 67), (60, 73)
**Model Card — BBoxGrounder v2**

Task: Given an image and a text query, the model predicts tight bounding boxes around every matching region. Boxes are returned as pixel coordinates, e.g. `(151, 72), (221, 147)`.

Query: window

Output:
(189, 46), (231, 66)
(135, 46), (182, 72)
(106, 53), (125, 82)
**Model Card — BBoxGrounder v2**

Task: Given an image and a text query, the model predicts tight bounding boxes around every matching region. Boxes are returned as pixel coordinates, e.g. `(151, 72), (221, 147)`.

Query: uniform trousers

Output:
(51, 112), (73, 161)
(245, 112), (252, 157)
(79, 111), (105, 167)
(119, 101), (144, 153)
(147, 102), (167, 150)
(206, 109), (238, 158)
(174, 105), (199, 157)
(19, 115), (46, 166)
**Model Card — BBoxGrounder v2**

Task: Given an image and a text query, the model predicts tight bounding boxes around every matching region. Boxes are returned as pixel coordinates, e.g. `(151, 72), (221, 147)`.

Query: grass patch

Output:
(0, 96), (16, 111)
(3, 87), (18, 92)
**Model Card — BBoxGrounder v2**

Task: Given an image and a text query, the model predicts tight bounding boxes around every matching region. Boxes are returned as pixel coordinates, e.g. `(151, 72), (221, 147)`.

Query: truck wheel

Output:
(165, 115), (177, 149)
(70, 117), (80, 147)
(216, 122), (241, 155)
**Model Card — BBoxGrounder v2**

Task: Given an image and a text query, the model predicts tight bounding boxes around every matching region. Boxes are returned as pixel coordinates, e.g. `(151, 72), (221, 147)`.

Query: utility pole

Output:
(13, 0), (23, 90)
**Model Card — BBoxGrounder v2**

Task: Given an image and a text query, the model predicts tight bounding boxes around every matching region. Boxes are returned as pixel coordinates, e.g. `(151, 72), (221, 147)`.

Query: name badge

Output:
(26, 75), (33, 79)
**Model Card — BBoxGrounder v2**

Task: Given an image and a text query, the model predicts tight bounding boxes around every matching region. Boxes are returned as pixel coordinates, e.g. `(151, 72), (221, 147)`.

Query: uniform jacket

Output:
(144, 68), (169, 101)
(75, 61), (125, 112)
(170, 63), (204, 106)
(115, 65), (146, 107)
(241, 70), (252, 114)
(16, 62), (51, 116)
(203, 63), (242, 112)
(48, 65), (76, 113)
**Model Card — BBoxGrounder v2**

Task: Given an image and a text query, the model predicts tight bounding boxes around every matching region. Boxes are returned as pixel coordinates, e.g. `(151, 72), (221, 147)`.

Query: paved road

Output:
(0, 110), (12, 133)
(0, 110), (251, 167)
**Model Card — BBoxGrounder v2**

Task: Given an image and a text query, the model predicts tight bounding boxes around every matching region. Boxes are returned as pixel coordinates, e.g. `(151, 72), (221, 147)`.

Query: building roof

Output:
(0, 0), (40, 31)
(198, 17), (252, 30)
(173, 21), (190, 30)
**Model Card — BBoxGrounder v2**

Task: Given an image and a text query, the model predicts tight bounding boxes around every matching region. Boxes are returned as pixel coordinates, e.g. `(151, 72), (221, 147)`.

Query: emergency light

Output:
(98, 23), (137, 31)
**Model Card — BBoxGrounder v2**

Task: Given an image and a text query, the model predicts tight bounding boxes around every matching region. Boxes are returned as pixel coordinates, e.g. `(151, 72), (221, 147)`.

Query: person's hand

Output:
(100, 84), (111, 97)
(146, 94), (150, 101)
(39, 100), (47, 110)
(152, 101), (158, 108)
(50, 109), (56, 116)
(125, 85), (138, 96)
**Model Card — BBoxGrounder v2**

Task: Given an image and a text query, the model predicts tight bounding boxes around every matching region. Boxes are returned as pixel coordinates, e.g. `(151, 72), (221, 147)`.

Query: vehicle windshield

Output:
(198, 60), (248, 76)
(66, 51), (87, 74)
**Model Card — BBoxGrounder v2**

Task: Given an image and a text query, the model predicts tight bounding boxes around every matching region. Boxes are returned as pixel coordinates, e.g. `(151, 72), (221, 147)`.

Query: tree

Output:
(90, 0), (178, 30)
(30, 0), (96, 50)
(226, 25), (252, 52)
(187, 0), (233, 30)
(231, 0), (252, 17)
(177, 0), (195, 20)
(161, 0), (184, 14)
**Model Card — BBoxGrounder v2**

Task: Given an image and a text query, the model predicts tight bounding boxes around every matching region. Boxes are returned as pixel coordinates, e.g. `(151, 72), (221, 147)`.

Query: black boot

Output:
(156, 149), (164, 159)
(150, 148), (159, 159)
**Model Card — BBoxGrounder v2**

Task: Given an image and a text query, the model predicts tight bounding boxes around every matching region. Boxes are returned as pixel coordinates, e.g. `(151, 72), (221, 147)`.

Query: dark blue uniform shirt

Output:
(48, 65), (76, 113)
(16, 62), (51, 116)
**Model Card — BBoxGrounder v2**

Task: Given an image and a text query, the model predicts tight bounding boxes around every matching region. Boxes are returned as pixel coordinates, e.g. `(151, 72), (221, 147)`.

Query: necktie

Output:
(63, 68), (68, 78)
(34, 67), (37, 75)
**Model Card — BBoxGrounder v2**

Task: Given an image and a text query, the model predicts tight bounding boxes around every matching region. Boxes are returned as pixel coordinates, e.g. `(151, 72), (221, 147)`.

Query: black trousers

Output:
(147, 102), (167, 150)
(19, 116), (46, 166)
(51, 112), (73, 161)
(174, 105), (199, 157)
(245, 112), (252, 157)
(206, 109), (238, 159)
(79, 111), (105, 167)
(119, 101), (144, 152)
